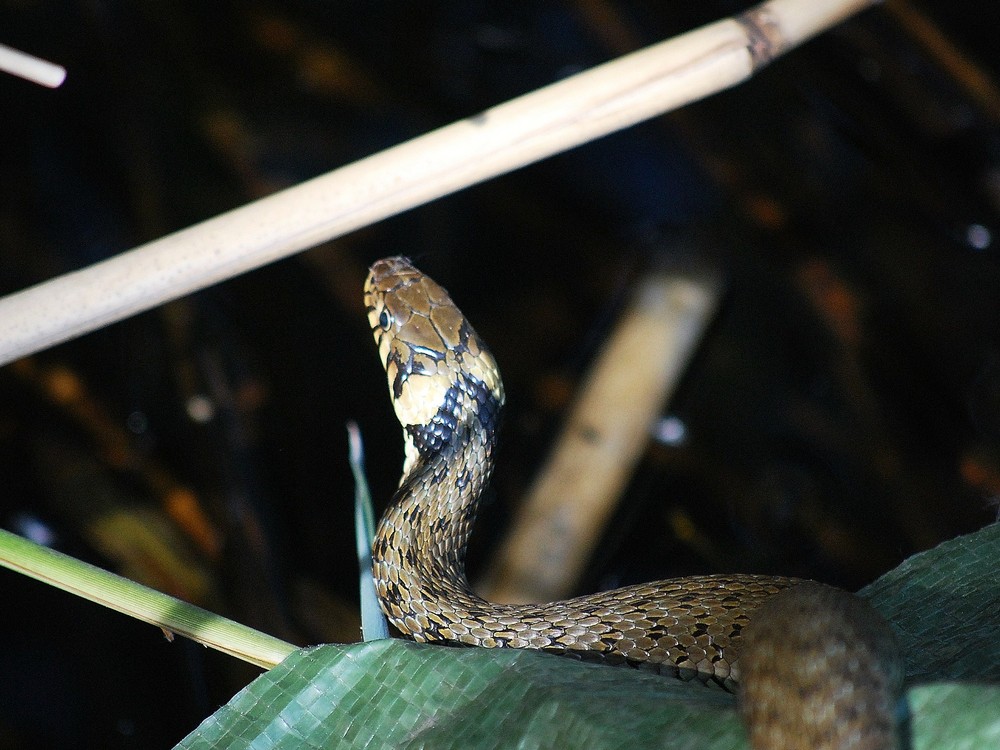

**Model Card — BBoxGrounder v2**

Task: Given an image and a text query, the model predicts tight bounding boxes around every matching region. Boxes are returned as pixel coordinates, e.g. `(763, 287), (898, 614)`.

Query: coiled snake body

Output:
(365, 257), (903, 749)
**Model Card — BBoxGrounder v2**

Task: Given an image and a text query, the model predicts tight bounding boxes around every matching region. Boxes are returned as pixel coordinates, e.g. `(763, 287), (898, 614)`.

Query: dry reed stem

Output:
(0, 43), (66, 88)
(0, 0), (877, 365)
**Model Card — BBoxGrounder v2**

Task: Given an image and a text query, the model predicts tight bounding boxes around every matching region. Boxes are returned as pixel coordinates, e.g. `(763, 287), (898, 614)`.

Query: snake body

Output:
(364, 256), (903, 748)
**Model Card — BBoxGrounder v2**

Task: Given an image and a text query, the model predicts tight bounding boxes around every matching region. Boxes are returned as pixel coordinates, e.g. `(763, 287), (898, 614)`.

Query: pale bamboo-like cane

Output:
(0, 0), (877, 366)
(0, 43), (66, 88)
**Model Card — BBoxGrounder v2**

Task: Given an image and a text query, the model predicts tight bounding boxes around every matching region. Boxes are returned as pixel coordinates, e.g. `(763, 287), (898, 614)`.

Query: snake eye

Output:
(377, 308), (393, 331)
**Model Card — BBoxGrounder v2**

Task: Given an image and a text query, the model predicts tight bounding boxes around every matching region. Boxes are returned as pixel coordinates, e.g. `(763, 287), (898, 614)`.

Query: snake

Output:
(364, 256), (904, 749)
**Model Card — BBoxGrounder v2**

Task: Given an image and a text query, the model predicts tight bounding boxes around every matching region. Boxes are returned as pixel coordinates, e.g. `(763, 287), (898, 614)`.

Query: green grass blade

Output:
(0, 527), (295, 669)
(348, 421), (389, 641)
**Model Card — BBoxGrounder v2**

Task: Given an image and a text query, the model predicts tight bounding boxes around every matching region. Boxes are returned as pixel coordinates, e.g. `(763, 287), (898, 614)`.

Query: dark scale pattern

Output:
(462, 372), (502, 449)
(406, 374), (500, 463)
(406, 385), (461, 458)
(364, 257), (902, 747)
(388, 348), (407, 400)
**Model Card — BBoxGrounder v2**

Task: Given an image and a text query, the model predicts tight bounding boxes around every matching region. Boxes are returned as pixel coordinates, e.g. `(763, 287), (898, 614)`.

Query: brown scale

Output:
(364, 257), (903, 747)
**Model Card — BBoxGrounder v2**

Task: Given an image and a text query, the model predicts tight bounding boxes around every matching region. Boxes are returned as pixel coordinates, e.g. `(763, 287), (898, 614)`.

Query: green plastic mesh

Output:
(177, 523), (1000, 749)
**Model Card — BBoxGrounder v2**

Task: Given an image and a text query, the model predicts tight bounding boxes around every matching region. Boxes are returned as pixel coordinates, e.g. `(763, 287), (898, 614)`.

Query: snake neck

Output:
(373, 372), (499, 626)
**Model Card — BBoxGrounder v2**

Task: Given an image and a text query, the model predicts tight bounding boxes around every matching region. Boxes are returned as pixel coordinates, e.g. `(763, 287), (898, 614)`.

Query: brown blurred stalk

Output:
(480, 265), (721, 603)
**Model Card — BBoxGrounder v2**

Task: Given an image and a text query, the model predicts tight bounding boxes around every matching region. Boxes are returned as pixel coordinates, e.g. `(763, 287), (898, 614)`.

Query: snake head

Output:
(364, 257), (505, 477)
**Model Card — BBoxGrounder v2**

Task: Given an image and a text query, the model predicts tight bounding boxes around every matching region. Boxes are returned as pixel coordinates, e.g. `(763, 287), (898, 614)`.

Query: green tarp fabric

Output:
(177, 523), (1000, 749)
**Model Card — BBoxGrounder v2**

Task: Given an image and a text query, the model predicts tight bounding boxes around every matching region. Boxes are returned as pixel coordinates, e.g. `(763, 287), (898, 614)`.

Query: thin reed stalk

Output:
(0, 0), (877, 366)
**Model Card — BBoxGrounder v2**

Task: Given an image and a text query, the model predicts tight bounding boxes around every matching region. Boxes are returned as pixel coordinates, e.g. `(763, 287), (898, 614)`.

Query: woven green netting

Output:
(178, 523), (1000, 749)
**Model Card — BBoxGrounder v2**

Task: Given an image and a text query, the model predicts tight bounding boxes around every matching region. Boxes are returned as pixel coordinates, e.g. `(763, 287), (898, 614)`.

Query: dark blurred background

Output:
(1, 1), (998, 746)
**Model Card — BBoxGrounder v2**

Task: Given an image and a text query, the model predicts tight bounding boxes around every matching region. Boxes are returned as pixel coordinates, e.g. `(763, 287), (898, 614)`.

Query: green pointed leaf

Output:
(347, 422), (389, 642)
